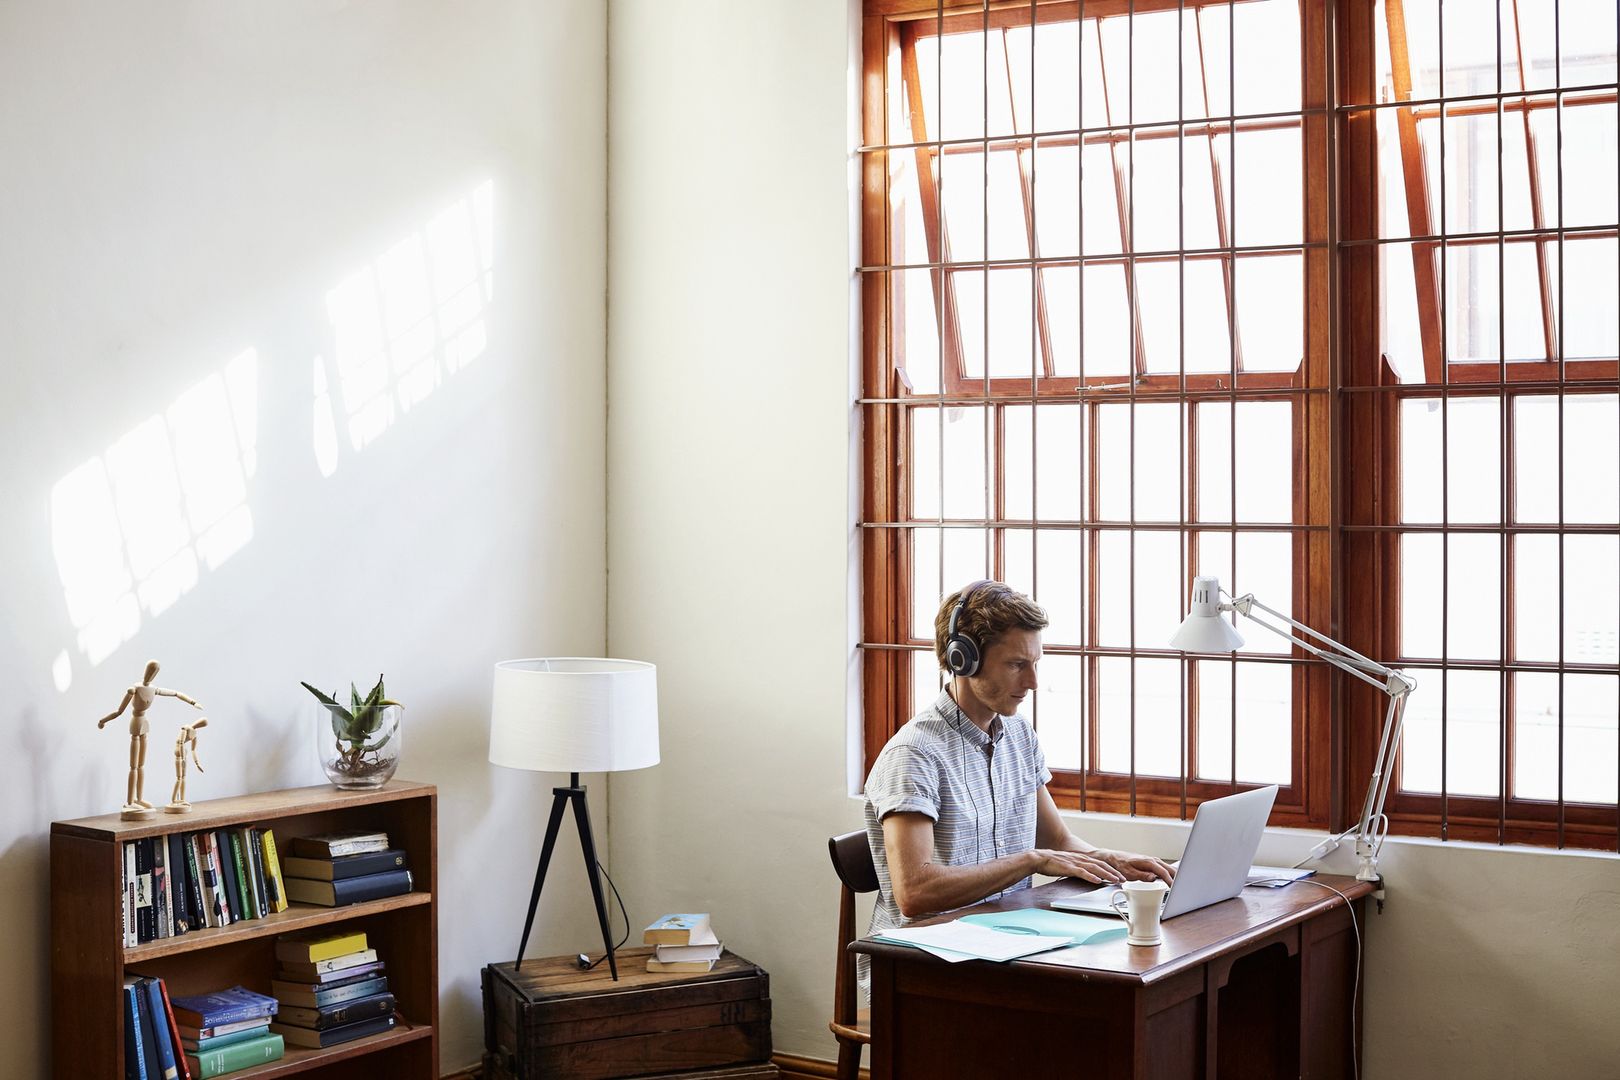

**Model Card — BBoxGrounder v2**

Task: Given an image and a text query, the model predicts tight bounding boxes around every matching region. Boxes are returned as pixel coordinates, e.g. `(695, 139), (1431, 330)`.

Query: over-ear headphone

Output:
(944, 580), (990, 678)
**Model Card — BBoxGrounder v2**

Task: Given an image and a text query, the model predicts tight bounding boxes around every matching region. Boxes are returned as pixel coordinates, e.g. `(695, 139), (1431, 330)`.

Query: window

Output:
(860, 0), (1620, 849)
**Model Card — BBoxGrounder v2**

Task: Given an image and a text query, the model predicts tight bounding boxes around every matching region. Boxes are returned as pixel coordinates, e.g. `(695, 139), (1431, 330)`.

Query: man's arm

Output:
(1033, 787), (1176, 882)
(882, 810), (1128, 919)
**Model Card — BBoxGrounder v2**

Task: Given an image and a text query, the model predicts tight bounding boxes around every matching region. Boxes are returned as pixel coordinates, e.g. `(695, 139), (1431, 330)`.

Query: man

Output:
(864, 581), (1173, 939)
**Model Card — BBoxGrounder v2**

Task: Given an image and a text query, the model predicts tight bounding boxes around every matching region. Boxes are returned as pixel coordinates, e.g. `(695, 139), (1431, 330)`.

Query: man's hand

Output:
(1029, 848), (1127, 884)
(1094, 849), (1176, 883)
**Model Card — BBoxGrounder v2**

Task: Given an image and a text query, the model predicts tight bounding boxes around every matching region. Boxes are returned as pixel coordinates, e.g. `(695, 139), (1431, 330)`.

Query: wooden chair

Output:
(828, 830), (879, 1080)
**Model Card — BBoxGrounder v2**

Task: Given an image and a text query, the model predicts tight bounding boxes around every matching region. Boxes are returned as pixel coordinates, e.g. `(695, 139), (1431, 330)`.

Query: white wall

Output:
(605, 2), (1620, 1077)
(0, 2), (608, 1072)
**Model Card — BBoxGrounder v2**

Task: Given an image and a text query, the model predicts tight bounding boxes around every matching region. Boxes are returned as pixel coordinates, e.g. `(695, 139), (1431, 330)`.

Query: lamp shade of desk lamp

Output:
(489, 658), (659, 979)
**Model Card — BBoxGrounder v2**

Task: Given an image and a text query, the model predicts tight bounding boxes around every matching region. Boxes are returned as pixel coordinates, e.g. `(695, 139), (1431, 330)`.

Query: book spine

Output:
(324, 868), (413, 906)
(152, 837), (171, 939)
(246, 828), (270, 918)
(134, 974), (163, 1080)
(230, 829), (257, 918)
(165, 834), (188, 934)
(184, 1034), (283, 1079)
(135, 838), (155, 944)
(178, 833), (204, 931)
(291, 976), (388, 1008)
(260, 829), (288, 913)
(197, 833), (228, 926)
(276, 991), (394, 1031)
(123, 842), (136, 950)
(124, 981), (149, 1080)
(214, 830), (244, 922)
(140, 978), (181, 1080)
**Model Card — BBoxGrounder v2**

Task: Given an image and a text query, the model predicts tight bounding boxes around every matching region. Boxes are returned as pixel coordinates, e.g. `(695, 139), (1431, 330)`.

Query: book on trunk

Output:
(272, 975), (387, 1009)
(182, 1032), (283, 1079)
(282, 867), (413, 907)
(642, 913), (717, 946)
(270, 1012), (395, 1049)
(280, 847), (409, 881)
(273, 991), (396, 1031)
(287, 831), (390, 858)
(274, 928), (369, 965)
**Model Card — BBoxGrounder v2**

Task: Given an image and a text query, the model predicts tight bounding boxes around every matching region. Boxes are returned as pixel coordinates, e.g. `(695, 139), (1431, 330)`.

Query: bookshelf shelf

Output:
(51, 780), (438, 1078)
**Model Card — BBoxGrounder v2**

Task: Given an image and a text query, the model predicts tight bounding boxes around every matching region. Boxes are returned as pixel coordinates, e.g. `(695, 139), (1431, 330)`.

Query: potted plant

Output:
(301, 675), (402, 789)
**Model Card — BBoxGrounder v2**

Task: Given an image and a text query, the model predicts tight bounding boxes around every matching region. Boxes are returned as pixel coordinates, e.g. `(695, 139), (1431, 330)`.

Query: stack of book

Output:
(168, 985), (283, 1079)
(280, 831), (414, 907)
(269, 929), (397, 1049)
(643, 913), (724, 973)
(121, 827), (289, 945)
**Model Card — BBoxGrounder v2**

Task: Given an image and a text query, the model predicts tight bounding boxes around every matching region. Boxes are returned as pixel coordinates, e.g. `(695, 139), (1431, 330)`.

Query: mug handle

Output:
(1109, 890), (1130, 918)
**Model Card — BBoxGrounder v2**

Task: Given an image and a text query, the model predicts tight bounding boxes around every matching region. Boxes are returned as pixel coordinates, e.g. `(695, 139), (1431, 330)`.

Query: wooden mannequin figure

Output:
(165, 717), (208, 813)
(97, 660), (202, 819)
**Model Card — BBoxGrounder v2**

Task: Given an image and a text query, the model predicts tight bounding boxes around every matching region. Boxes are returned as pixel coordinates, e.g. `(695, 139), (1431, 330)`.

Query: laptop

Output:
(1049, 785), (1278, 919)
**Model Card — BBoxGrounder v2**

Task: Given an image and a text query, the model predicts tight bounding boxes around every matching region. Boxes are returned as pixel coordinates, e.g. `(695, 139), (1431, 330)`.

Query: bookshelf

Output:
(51, 780), (438, 1078)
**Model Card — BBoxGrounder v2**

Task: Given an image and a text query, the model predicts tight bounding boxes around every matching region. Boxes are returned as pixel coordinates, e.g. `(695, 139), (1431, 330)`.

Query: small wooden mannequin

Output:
(97, 660), (201, 819)
(165, 717), (208, 813)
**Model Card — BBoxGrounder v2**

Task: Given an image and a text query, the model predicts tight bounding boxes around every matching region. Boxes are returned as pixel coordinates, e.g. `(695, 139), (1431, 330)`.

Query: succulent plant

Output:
(301, 675), (400, 780)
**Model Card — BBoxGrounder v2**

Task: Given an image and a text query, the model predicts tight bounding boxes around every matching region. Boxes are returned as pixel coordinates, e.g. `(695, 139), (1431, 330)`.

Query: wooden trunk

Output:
(482, 947), (774, 1080)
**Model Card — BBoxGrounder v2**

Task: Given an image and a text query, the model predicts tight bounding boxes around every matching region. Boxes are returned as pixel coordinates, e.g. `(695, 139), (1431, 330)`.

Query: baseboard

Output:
(448, 1053), (861, 1079)
(772, 1051), (869, 1080)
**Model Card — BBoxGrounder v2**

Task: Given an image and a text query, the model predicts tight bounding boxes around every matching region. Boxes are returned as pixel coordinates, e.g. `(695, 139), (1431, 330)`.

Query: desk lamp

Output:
(489, 658), (659, 978)
(1171, 576), (1415, 881)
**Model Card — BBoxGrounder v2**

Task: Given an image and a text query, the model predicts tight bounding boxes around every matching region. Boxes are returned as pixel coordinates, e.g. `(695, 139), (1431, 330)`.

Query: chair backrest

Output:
(829, 830), (879, 896)
(828, 830), (879, 1033)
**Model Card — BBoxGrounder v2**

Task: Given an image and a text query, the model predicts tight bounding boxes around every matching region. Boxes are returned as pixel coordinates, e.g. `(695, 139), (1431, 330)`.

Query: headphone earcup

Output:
(945, 633), (981, 678)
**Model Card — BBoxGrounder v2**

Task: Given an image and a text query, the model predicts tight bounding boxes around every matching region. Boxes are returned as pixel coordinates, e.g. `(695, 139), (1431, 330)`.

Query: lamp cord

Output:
(577, 860), (632, 971)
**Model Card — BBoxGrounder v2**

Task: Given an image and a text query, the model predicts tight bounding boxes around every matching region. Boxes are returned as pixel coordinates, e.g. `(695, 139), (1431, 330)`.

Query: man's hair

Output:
(933, 581), (1048, 673)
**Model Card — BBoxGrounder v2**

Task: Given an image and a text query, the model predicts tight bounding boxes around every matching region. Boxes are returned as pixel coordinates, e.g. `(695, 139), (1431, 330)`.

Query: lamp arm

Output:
(1223, 593), (1397, 694)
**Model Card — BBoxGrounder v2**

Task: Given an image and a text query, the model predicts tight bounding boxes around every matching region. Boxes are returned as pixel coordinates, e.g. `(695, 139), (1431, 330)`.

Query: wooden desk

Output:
(853, 875), (1371, 1080)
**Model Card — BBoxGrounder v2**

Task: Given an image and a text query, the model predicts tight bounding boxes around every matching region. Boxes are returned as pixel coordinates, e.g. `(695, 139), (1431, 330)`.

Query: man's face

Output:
(963, 628), (1041, 717)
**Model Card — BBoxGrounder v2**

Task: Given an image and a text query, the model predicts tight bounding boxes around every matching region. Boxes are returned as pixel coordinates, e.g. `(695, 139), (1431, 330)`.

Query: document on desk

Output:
(958, 908), (1127, 945)
(872, 920), (1075, 963)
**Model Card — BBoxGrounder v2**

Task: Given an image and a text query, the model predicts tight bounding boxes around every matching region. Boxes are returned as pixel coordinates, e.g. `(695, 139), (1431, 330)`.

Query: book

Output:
(204, 832), (235, 924)
(134, 838), (156, 943)
(281, 848), (409, 882)
(270, 1012), (395, 1049)
(275, 928), (369, 965)
(195, 833), (228, 926)
(167, 833), (194, 934)
(282, 868), (413, 907)
(244, 827), (269, 918)
(123, 978), (150, 1080)
(653, 941), (724, 964)
(646, 957), (719, 973)
(151, 838), (171, 939)
(175, 1016), (271, 1042)
(642, 913), (717, 946)
(133, 973), (163, 1080)
(180, 1023), (270, 1054)
(224, 830), (255, 920)
(275, 948), (379, 981)
(154, 977), (194, 1080)
(167, 986), (278, 1029)
(288, 831), (390, 858)
(271, 963), (386, 998)
(259, 829), (288, 913)
(123, 842), (137, 949)
(271, 975), (387, 1009)
(179, 832), (207, 930)
(183, 1032), (284, 1079)
(274, 991), (395, 1031)
(139, 978), (181, 1080)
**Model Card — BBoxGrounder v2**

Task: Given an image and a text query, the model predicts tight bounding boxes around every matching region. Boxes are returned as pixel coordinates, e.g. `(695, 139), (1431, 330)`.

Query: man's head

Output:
(934, 582), (1048, 718)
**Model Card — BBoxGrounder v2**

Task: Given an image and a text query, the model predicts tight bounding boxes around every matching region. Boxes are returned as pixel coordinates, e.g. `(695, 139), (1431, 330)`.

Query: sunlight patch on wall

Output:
(50, 350), (260, 676)
(320, 180), (494, 466)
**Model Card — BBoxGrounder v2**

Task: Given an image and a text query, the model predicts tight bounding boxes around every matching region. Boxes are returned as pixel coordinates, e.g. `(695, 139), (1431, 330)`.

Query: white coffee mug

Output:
(1109, 879), (1170, 946)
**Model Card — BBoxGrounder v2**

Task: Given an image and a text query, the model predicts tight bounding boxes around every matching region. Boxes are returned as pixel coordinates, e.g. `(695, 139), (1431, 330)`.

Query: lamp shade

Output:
(1170, 575), (1246, 652)
(489, 658), (660, 774)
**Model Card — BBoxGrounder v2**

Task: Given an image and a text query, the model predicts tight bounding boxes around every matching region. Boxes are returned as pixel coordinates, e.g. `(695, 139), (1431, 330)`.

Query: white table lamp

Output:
(489, 658), (659, 979)
(1171, 576), (1415, 882)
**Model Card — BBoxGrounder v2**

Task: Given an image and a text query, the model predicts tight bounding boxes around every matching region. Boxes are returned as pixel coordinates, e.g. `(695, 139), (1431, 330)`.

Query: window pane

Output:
(1183, 131), (1230, 252)
(1097, 656), (1183, 778)
(1035, 653), (1083, 771)
(1566, 535), (1620, 666)
(1029, 20), (1081, 133)
(1098, 529), (1130, 647)
(1440, 0), (1500, 98)
(1563, 239), (1620, 363)
(1198, 531), (1292, 655)
(1400, 397), (1502, 525)
(1234, 0), (1301, 116)
(1137, 261), (1182, 374)
(1514, 533), (1560, 664)
(1448, 533), (1503, 662)
(1198, 400), (1293, 524)
(893, 269), (942, 396)
(1401, 533), (1443, 659)
(1132, 131), (1182, 254)
(1444, 242), (1501, 365)
(1380, 241), (1430, 384)
(1515, 395), (1559, 524)
(1197, 660), (1292, 785)
(1562, 2), (1619, 86)
(910, 405), (989, 521)
(1133, 402), (1186, 523)
(1564, 395), (1620, 525)
(912, 648), (944, 715)
(1083, 265), (1132, 375)
(1005, 407), (1085, 525)
(1032, 144), (1080, 260)
(888, 146), (931, 269)
(1401, 669), (1502, 797)
(1441, 108), (1500, 235)
(911, 528), (942, 640)
(1561, 104), (1619, 230)
(954, 268), (1038, 379)
(1083, 144), (1124, 256)
(941, 150), (1029, 264)
(1135, 529), (1186, 651)
(1515, 673), (1620, 805)
(1504, 240), (1555, 363)
(1131, 10), (1182, 127)
(1098, 403), (1130, 521)
(1234, 127), (1303, 249)
(1037, 529), (1085, 648)
(1184, 258), (1233, 375)
(1235, 254), (1303, 371)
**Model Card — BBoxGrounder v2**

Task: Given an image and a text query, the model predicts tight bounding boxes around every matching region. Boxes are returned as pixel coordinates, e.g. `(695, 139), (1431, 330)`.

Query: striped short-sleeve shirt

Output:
(863, 689), (1052, 943)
